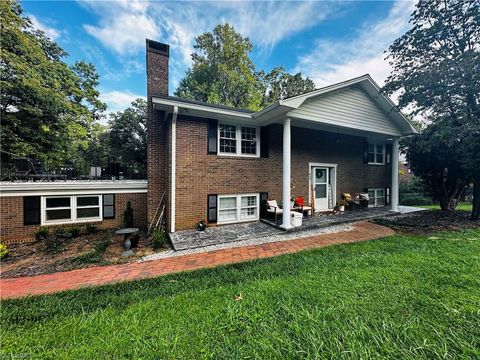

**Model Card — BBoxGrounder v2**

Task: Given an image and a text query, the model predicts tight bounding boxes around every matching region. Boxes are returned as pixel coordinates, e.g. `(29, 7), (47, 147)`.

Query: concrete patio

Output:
(170, 207), (406, 251)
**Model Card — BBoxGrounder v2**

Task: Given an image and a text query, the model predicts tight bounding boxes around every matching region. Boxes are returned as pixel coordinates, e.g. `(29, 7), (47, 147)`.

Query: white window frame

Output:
(41, 194), (103, 225)
(217, 193), (259, 224)
(218, 123), (260, 157)
(368, 142), (386, 165)
(367, 189), (385, 207)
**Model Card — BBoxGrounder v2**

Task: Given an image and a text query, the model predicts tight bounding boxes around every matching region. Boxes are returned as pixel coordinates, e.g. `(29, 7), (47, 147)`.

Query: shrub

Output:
(122, 201), (134, 228)
(400, 194), (433, 206)
(68, 226), (81, 238)
(44, 236), (64, 254)
(0, 244), (9, 259)
(152, 228), (166, 250)
(35, 227), (49, 241)
(94, 238), (112, 253)
(85, 224), (97, 235)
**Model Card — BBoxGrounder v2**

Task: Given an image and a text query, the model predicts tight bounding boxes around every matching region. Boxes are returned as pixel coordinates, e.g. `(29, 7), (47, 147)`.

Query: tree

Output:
(175, 24), (316, 111)
(383, 0), (480, 217)
(107, 99), (147, 177)
(0, 0), (105, 169)
(258, 66), (316, 107)
(175, 24), (261, 110)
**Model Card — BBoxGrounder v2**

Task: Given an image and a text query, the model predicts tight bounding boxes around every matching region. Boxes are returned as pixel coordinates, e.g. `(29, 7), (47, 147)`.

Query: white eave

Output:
(0, 180), (148, 197)
(152, 74), (417, 136)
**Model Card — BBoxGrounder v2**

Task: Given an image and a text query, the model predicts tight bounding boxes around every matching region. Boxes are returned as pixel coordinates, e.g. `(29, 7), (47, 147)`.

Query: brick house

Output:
(145, 40), (417, 233)
(0, 39), (416, 244)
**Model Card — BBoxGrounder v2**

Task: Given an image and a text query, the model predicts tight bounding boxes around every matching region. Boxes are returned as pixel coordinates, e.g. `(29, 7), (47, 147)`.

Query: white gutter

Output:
(171, 106), (178, 233)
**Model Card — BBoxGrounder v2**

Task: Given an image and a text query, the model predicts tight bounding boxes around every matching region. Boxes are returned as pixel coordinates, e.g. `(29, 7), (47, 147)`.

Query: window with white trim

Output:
(368, 189), (385, 207)
(42, 195), (102, 225)
(368, 143), (385, 165)
(218, 194), (259, 223)
(218, 124), (259, 156)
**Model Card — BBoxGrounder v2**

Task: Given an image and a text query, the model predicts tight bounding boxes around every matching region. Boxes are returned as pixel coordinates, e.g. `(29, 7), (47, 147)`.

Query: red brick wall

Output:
(172, 119), (392, 231)
(0, 192), (147, 244)
(146, 41), (169, 226)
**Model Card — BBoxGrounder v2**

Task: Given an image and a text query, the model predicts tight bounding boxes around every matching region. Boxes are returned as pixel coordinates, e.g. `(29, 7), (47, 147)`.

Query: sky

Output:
(22, 0), (417, 114)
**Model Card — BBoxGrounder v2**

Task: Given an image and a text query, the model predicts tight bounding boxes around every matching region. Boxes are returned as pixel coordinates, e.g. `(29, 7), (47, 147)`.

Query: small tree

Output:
(122, 201), (134, 228)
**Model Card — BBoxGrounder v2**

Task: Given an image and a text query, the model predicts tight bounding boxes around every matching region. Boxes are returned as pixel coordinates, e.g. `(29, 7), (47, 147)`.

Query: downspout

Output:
(170, 106), (178, 233)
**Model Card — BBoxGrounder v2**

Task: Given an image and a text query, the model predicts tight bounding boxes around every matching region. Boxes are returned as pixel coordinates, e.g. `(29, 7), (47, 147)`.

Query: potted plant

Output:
(337, 199), (347, 212)
(196, 220), (207, 231)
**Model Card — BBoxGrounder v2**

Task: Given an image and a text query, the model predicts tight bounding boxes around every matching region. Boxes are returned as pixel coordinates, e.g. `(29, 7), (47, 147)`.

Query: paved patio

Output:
(171, 207), (399, 251)
(0, 222), (394, 299)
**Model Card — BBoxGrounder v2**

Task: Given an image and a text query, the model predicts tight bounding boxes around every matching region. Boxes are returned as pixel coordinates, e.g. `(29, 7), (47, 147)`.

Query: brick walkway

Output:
(0, 222), (394, 299)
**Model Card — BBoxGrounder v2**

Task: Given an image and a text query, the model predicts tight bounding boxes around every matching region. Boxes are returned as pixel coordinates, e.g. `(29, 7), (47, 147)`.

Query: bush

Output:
(94, 238), (112, 253)
(400, 194), (433, 206)
(68, 226), (81, 238)
(152, 228), (166, 250)
(122, 201), (134, 228)
(35, 227), (49, 241)
(85, 224), (97, 235)
(0, 244), (9, 259)
(44, 236), (64, 254)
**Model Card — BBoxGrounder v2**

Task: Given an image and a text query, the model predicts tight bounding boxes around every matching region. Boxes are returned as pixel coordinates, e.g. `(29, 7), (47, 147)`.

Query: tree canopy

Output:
(384, 0), (480, 218)
(0, 0), (105, 168)
(175, 24), (315, 111)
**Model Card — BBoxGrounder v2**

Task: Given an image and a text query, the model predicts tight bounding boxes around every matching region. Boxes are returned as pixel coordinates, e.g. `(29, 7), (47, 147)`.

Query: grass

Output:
(1, 229), (480, 359)
(417, 202), (473, 211)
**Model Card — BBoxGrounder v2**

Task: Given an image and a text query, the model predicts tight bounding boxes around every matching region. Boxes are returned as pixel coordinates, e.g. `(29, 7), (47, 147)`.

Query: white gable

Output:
(287, 86), (403, 136)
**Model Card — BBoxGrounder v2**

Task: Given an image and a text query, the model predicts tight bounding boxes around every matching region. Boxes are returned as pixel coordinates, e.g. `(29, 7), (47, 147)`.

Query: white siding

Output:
(288, 87), (403, 136)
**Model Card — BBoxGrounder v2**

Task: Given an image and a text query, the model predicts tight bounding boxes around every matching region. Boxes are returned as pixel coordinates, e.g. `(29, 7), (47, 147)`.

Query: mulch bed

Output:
(373, 210), (479, 235)
(0, 230), (167, 279)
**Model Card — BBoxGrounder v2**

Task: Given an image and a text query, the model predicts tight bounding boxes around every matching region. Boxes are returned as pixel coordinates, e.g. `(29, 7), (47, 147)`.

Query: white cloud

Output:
(29, 15), (61, 40)
(80, 0), (338, 92)
(82, 0), (159, 54)
(295, 0), (416, 88)
(99, 90), (145, 114)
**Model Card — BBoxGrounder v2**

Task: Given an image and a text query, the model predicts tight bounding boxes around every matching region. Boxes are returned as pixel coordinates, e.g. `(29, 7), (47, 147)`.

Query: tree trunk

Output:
(471, 176), (480, 220)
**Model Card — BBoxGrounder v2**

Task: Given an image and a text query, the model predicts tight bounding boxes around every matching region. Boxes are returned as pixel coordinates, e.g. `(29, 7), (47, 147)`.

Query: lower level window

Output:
(42, 195), (102, 224)
(218, 194), (258, 224)
(368, 189), (385, 207)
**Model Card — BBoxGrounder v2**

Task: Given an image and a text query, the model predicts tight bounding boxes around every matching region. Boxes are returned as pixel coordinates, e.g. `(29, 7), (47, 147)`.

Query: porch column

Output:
(391, 137), (399, 212)
(281, 117), (293, 230)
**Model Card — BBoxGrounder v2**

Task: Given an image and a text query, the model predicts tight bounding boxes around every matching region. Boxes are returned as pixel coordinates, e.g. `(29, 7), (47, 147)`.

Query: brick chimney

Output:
(146, 39), (170, 227)
(146, 39), (169, 97)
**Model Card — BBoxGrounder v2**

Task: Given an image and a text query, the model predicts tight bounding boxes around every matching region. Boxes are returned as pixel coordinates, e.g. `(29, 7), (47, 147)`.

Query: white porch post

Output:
(170, 106), (178, 233)
(281, 117), (293, 230)
(391, 137), (399, 212)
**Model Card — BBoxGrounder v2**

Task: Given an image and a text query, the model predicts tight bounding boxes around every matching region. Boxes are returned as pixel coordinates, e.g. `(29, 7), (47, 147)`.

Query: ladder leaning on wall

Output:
(147, 190), (166, 235)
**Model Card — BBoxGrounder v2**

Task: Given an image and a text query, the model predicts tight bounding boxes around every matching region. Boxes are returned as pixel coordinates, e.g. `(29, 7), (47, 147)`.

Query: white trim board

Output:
(0, 180), (148, 197)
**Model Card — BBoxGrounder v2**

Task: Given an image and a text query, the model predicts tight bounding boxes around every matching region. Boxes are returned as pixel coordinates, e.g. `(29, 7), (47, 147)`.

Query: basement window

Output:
(218, 194), (259, 224)
(368, 189), (385, 207)
(42, 195), (102, 225)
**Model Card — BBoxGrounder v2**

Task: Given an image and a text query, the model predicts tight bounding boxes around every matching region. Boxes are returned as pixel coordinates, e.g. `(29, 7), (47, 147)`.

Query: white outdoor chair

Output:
(266, 200), (283, 223)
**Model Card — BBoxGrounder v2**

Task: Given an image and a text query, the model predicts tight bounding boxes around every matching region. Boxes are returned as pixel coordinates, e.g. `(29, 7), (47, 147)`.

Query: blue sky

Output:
(23, 0), (416, 114)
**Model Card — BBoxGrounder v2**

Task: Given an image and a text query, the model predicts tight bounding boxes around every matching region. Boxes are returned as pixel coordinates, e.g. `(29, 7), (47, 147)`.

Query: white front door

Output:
(313, 167), (329, 211)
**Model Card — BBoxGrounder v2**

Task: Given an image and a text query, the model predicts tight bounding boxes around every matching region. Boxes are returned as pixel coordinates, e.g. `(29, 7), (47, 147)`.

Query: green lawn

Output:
(417, 202), (473, 211)
(2, 229), (480, 359)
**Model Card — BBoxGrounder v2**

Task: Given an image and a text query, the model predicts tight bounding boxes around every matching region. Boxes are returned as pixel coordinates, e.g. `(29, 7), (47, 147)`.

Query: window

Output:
(368, 143), (385, 165)
(42, 195), (102, 225)
(219, 124), (237, 154)
(368, 189), (385, 207)
(218, 194), (259, 224)
(218, 124), (259, 156)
